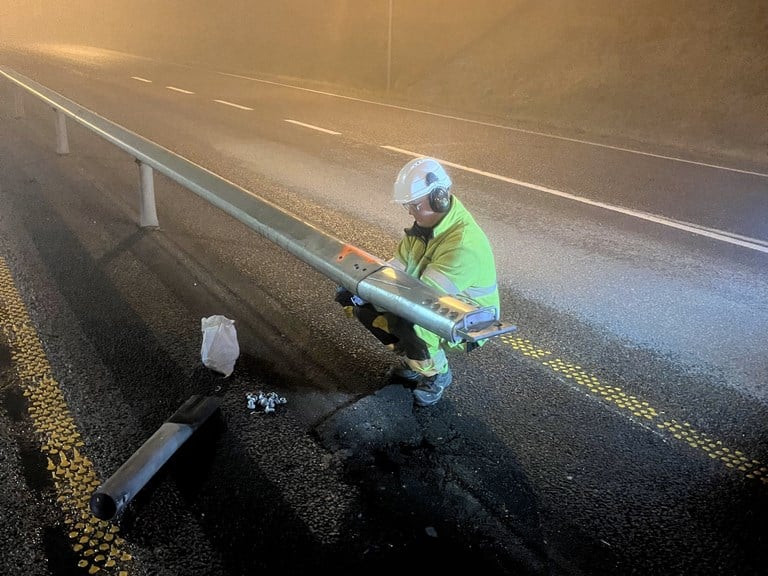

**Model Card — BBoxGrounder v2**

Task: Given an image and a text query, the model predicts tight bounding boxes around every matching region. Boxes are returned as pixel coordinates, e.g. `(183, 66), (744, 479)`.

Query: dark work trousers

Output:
(351, 303), (431, 361)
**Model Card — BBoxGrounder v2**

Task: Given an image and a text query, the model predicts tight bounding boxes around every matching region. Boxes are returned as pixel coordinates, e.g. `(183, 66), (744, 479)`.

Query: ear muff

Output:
(428, 187), (451, 213)
(425, 172), (451, 213)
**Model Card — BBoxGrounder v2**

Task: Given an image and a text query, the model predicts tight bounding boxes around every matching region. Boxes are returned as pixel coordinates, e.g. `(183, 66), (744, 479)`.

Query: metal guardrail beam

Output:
(0, 66), (516, 343)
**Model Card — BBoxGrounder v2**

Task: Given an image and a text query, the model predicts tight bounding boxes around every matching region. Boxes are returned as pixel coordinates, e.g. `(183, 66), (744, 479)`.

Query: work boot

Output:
(413, 367), (453, 407)
(389, 358), (421, 383)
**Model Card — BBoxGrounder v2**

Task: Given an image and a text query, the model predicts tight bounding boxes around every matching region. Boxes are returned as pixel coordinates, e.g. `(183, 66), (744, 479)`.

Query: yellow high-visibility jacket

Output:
(389, 196), (500, 354)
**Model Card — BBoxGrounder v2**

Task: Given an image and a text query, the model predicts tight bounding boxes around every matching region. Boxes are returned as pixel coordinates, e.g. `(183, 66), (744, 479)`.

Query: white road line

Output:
(284, 119), (341, 135)
(213, 99), (253, 111)
(131, 76), (152, 83)
(219, 71), (767, 179)
(166, 86), (194, 94)
(382, 145), (768, 254)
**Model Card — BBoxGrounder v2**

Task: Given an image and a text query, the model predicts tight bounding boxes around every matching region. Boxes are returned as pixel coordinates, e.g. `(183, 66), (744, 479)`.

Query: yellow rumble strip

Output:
(501, 334), (767, 485)
(0, 256), (133, 575)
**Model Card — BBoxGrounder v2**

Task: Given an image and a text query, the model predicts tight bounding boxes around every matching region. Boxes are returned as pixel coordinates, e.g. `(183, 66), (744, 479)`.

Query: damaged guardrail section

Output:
(1, 66), (516, 343)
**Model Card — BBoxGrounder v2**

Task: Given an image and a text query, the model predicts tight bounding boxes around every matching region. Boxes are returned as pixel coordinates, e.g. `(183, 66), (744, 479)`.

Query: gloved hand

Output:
(334, 286), (366, 318)
(334, 286), (355, 307)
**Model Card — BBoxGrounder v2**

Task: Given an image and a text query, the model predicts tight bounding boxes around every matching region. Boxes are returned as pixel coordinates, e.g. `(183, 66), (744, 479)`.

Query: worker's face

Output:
(403, 199), (442, 227)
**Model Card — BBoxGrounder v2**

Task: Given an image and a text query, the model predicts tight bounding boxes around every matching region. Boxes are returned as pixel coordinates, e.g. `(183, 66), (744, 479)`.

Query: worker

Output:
(336, 157), (500, 407)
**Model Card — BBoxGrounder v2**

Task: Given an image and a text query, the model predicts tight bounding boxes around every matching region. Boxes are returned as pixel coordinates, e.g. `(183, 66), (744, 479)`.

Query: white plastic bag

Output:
(200, 315), (240, 377)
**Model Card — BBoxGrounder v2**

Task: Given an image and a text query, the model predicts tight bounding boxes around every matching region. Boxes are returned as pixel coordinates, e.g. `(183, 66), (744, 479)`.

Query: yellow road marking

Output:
(501, 334), (767, 484)
(0, 257), (132, 575)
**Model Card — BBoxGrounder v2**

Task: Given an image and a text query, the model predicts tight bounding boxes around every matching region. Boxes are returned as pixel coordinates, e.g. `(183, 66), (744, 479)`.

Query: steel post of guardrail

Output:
(14, 86), (24, 118)
(54, 108), (69, 155)
(137, 160), (160, 228)
(89, 395), (221, 520)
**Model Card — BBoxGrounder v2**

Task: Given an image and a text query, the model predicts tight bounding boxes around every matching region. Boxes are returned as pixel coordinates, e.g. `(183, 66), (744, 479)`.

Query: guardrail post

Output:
(14, 87), (24, 118)
(54, 108), (69, 155)
(89, 395), (221, 520)
(137, 160), (160, 228)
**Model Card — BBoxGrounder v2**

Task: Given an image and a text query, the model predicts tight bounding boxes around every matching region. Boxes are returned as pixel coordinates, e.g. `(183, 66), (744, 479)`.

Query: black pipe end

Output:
(90, 492), (117, 521)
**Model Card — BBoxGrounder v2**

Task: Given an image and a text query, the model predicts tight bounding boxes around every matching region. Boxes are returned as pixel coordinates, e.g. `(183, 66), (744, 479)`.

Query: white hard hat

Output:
(392, 157), (452, 204)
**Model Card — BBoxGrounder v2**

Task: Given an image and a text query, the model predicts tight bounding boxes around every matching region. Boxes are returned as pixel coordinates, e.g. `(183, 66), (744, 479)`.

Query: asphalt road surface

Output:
(0, 45), (766, 576)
